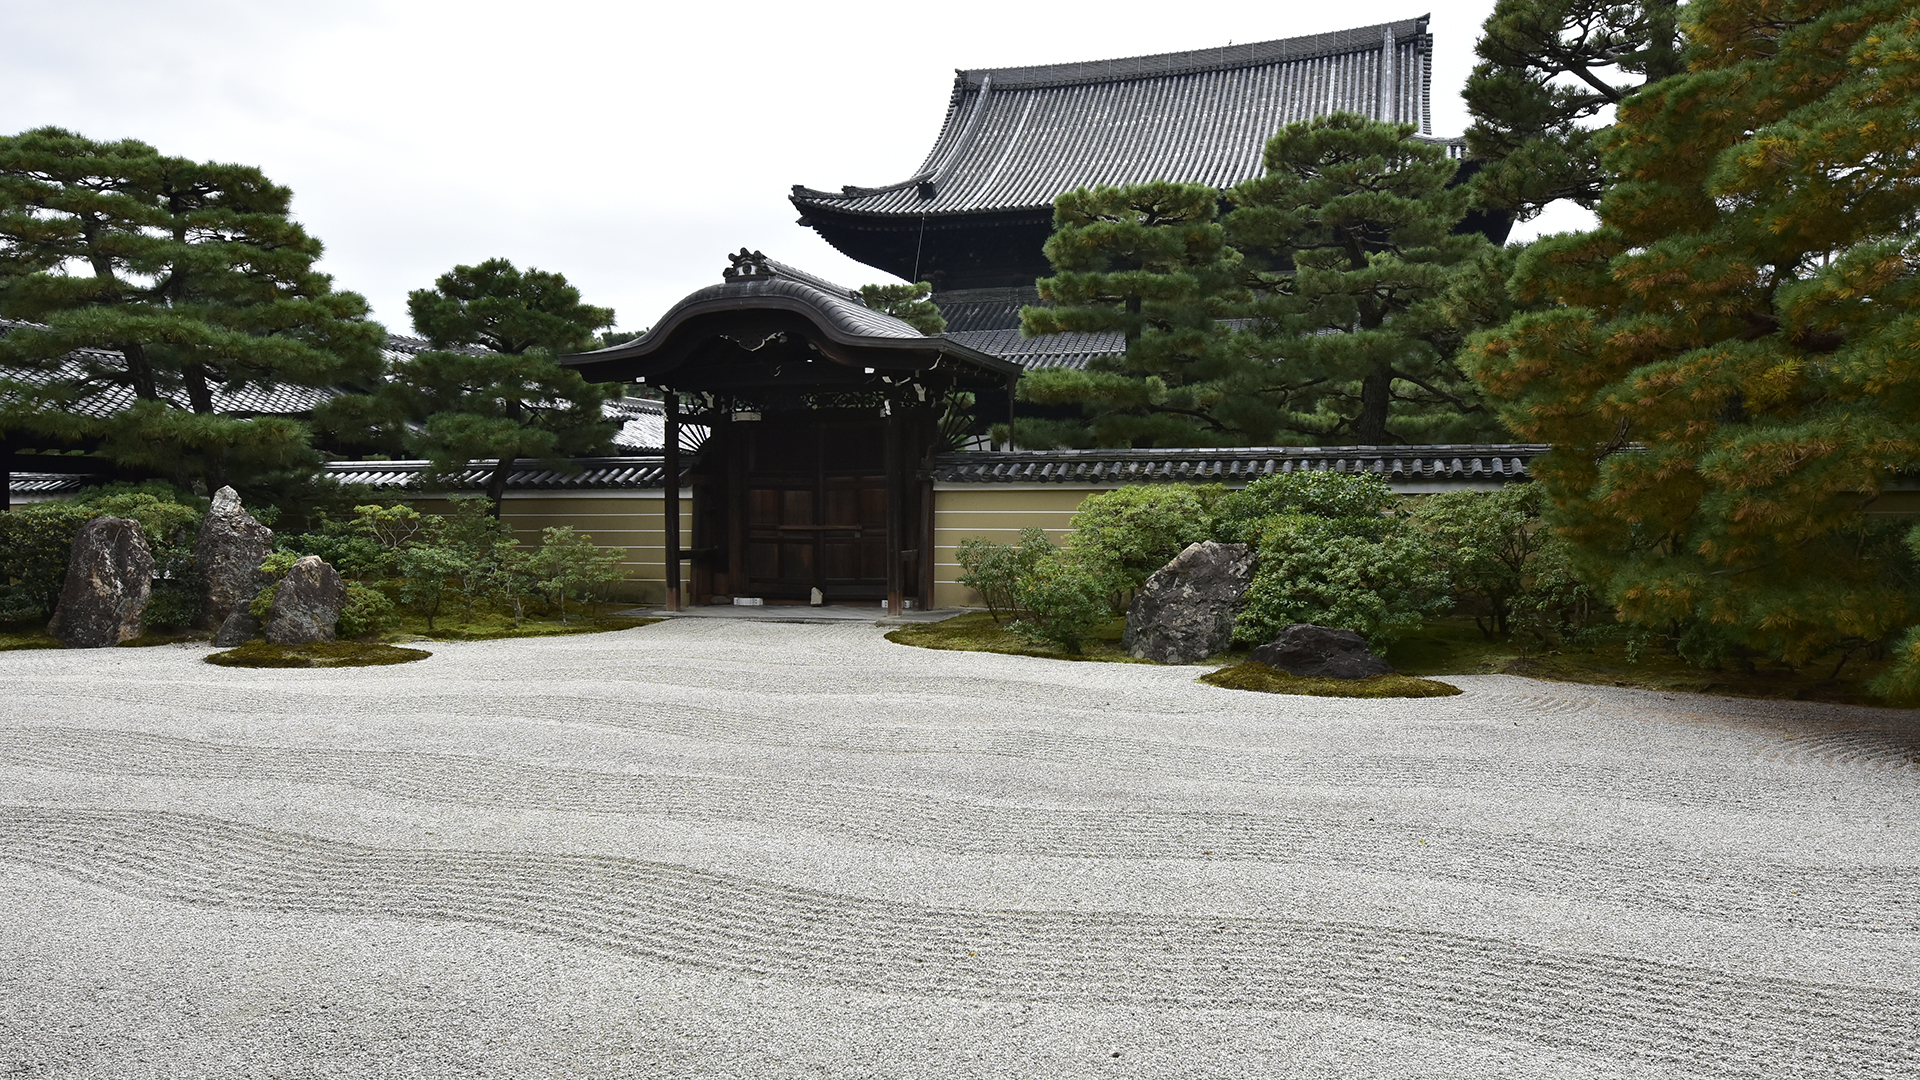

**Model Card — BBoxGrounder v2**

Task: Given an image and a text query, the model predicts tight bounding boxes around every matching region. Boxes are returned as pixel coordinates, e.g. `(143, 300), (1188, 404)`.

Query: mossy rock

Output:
(205, 641), (431, 668)
(1201, 661), (1461, 698)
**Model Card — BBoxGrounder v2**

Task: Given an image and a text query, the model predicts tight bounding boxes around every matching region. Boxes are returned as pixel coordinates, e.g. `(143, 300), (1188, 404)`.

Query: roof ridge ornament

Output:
(723, 249), (774, 282)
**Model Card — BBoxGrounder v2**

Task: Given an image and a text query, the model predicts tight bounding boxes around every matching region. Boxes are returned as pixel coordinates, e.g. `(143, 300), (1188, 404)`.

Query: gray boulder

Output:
(1123, 541), (1256, 663)
(1249, 624), (1394, 680)
(48, 517), (154, 648)
(193, 485), (274, 630)
(211, 609), (262, 647)
(264, 556), (346, 645)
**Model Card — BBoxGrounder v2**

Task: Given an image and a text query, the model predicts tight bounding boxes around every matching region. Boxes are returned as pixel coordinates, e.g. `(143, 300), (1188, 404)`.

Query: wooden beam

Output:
(664, 392), (682, 612)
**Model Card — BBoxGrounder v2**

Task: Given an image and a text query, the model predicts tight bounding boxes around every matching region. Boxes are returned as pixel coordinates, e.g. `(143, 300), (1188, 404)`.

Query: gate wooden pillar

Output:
(664, 392), (682, 612)
(884, 412), (902, 616)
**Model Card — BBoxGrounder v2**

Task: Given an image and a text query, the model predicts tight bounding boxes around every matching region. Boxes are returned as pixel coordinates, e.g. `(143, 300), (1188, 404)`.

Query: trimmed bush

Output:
(1064, 484), (1225, 610)
(0, 503), (96, 621)
(1009, 552), (1111, 654)
(1413, 485), (1598, 643)
(1215, 471), (1396, 542)
(337, 583), (398, 639)
(956, 528), (1051, 623)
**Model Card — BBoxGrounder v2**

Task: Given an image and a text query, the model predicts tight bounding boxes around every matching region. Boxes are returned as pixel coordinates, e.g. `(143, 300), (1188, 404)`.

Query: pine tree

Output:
(1464, 0), (1685, 220)
(0, 127), (384, 495)
(858, 281), (947, 334)
(1016, 182), (1248, 446)
(1226, 113), (1506, 444)
(377, 259), (618, 514)
(1467, 0), (1920, 669)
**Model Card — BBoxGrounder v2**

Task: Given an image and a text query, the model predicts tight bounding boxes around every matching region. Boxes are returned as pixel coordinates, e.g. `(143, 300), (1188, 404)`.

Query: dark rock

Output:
(211, 609), (261, 647)
(264, 556), (346, 645)
(193, 486), (274, 630)
(48, 517), (154, 648)
(1124, 541), (1257, 663)
(1249, 624), (1394, 680)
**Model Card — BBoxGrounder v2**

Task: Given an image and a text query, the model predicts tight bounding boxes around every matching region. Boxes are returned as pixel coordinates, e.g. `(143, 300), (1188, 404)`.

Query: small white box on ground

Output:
(733, 597), (764, 606)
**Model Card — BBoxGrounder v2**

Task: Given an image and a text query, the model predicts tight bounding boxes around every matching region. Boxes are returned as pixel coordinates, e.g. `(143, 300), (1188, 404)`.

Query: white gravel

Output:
(1, 619), (1917, 1079)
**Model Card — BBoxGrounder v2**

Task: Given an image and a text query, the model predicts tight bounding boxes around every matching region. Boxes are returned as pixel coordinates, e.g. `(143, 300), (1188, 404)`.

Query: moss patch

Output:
(1202, 661), (1462, 698)
(1385, 618), (1894, 706)
(890, 612), (1898, 706)
(400, 614), (661, 641)
(0, 630), (62, 651)
(885, 611), (1151, 663)
(206, 641), (432, 668)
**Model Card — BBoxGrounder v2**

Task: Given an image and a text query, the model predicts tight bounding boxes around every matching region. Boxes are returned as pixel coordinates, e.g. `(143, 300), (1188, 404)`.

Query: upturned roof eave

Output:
(560, 289), (1022, 382)
(790, 191), (1055, 218)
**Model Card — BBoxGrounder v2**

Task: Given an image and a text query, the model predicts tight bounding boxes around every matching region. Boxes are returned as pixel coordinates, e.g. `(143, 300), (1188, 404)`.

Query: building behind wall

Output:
(791, 16), (1508, 370)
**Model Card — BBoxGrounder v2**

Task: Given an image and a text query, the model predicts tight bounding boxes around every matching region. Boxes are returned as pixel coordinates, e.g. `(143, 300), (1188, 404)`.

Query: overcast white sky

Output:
(3, 0), (1597, 336)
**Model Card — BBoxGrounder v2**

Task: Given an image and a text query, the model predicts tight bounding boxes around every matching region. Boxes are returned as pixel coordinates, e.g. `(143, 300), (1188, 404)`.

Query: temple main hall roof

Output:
(792, 17), (1435, 223)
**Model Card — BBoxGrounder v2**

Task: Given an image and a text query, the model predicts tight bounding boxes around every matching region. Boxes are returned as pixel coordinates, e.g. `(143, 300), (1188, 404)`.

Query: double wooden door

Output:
(738, 422), (889, 600)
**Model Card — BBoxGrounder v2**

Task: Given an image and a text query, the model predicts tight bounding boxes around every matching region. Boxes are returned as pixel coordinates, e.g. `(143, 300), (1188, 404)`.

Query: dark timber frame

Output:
(563, 251), (1018, 614)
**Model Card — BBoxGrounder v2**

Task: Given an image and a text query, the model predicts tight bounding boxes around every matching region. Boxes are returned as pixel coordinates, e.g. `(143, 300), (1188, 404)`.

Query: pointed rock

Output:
(1123, 541), (1256, 663)
(48, 517), (153, 648)
(193, 486), (274, 630)
(264, 556), (346, 645)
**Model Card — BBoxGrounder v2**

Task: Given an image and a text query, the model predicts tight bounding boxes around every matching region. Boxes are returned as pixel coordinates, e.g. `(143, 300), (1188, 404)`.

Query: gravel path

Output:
(2, 619), (1917, 1078)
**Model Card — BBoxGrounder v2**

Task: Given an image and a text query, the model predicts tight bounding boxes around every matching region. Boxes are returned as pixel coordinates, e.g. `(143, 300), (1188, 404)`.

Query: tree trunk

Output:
(183, 363), (215, 414)
(121, 342), (160, 401)
(1354, 359), (1393, 444)
(484, 456), (515, 518)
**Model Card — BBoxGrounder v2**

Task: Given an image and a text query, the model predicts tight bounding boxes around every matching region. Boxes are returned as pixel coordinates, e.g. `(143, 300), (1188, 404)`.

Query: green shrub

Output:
(1215, 471), (1396, 542)
(1009, 551), (1111, 654)
(1233, 514), (1448, 649)
(526, 526), (626, 624)
(956, 528), (1052, 623)
(1413, 485), (1599, 642)
(397, 543), (467, 630)
(0, 503), (96, 621)
(337, 583), (398, 639)
(76, 487), (208, 630)
(1064, 484), (1225, 610)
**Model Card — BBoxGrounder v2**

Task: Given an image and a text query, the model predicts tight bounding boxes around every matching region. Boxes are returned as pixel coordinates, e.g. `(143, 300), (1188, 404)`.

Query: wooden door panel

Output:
(823, 487), (860, 527)
(747, 541), (779, 580)
(858, 485), (885, 528)
(738, 422), (891, 598)
(746, 488), (781, 527)
(780, 488), (813, 526)
(778, 541), (814, 581)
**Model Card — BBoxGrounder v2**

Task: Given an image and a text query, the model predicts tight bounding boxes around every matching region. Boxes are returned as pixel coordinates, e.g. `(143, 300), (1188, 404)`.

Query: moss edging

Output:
(1200, 661), (1461, 698)
(205, 642), (432, 668)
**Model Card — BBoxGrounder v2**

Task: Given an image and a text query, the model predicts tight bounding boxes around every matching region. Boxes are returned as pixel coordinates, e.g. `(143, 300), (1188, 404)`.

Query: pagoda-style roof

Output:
(792, 18), (1437, 288)
(559, 250), (1019, 400)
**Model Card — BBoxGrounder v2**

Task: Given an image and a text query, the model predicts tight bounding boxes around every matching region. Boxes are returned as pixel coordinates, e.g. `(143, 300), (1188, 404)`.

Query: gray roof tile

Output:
(793, 18), (1438, 219)
(928, 445), (1548, 485)
(322, 457), (670, 492)
(945, 328), (1121, 371)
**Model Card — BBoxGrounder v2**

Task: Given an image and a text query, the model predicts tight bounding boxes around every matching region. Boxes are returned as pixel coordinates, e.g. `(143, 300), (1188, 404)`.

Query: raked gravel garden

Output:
(2, 617), (1918, 1079)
